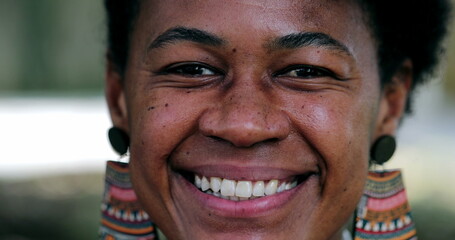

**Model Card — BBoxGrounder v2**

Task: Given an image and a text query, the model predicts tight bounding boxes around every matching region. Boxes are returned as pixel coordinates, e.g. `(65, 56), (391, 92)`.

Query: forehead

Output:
(132, 0), (374, 65)
(136, 0), (368, 36)
(133, 0), (372, 54)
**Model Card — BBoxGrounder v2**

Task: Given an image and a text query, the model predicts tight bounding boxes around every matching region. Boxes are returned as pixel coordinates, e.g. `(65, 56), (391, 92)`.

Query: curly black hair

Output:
(104, 0), (452, 113)
(359, 0), (452, 113)
(104, 0), (140, 75)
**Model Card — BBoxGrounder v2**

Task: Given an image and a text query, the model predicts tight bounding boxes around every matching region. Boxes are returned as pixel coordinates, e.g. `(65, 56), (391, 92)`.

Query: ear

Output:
(105, 58), (129, 133)
(373, 59), (412, 139)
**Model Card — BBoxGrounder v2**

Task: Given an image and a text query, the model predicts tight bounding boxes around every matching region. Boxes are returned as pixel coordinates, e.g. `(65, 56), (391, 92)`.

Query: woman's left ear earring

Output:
(353, 135), (417, 240)
(370, 135), (396, 165)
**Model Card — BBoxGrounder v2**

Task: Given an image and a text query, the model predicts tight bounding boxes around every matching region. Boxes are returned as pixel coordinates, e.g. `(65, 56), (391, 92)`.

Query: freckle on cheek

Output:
(165, 103), (169, 107)
(147, 106), (155, 111)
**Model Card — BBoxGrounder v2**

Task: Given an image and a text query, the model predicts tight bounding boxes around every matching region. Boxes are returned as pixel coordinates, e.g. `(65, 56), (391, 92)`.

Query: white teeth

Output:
(201, 176), (210, 191)
(265, 180), (278, 195)
(235, 181), (252, 198)
(285, 182), (292, 190)
(230, 196), (239, 201)
(277, 182), (286, 193)
(194, 174), (300, 200)
(195, 175), (202, 188)
(221, 179), (236, 196)
(252, 181), (265, 196)
(210, 177), (222, 193)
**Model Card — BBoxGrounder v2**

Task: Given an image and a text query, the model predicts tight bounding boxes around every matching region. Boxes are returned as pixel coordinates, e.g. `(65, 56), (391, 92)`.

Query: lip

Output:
(172, 166), (319, 219)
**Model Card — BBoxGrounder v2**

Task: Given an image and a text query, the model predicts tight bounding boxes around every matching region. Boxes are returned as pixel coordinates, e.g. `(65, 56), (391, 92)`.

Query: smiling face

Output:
(106, 0), (410, 239)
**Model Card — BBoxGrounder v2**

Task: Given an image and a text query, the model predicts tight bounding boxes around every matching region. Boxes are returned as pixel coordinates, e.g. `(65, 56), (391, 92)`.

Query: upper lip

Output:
(169, 137), (323, 182)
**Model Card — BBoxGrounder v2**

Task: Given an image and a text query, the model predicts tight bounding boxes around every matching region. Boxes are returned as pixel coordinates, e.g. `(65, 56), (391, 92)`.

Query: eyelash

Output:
(273, 65), (342, 80)
(159, 62), (223, 77)
(159, 63), (341, 81)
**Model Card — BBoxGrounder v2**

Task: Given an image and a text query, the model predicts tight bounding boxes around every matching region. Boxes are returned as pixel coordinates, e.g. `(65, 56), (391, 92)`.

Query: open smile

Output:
(173, 166), (320, 219)
(191, 173), (314, 201)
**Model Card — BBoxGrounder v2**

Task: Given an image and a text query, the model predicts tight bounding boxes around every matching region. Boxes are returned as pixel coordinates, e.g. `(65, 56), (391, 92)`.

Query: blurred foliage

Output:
(0, 0), (105, 93)
(444, 17), (455, 97)
(0, 174), (103, 240)
(413, 201), (455, 239)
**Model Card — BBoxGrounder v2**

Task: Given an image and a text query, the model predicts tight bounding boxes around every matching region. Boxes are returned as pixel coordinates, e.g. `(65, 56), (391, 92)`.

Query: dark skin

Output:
(106, 0), (412, 239)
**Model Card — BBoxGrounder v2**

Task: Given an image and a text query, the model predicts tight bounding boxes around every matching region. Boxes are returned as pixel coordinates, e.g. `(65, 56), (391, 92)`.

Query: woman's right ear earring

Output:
(100, 127), (159, 240)
(108, 127), (130, 156)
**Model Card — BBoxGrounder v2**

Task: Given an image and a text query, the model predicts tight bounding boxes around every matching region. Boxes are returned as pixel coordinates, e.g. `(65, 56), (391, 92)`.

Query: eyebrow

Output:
(269, 32), (352, 56)
(148, 27), (351, 57)
(148, 27), (225, 49)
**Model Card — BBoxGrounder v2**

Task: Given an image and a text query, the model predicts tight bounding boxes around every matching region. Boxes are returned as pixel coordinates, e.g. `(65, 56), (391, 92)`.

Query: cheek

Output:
(286, 92), (375, 189)
(128, 90), (211, 167)
(291, 96), (372, 157)
(286, 94), (373, 226)
(126, 90), (210, 225)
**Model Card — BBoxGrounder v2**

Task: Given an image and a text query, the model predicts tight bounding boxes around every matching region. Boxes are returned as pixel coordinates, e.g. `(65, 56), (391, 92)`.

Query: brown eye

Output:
(275, 65), (341, 80)
(165, 63), (221, 77)
(287, 67), (326, 78)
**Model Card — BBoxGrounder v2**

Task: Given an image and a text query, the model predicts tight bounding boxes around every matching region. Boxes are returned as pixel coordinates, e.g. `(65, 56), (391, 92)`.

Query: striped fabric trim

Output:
(354, 170), (417, 240)
(363, 171), (405, 198)
(99, 161), (157, 240)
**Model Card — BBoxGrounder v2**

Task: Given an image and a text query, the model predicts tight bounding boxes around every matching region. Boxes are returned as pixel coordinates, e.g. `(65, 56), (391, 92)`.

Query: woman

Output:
(101, 0), (451, 239)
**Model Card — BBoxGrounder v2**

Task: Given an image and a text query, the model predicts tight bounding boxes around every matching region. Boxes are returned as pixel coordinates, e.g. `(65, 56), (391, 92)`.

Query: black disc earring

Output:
(108, 127), (130, 155)
(370, 135), (396, 165)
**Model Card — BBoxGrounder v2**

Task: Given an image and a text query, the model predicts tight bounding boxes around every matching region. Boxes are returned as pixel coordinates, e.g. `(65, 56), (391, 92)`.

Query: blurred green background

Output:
(0, 0), (454, 240)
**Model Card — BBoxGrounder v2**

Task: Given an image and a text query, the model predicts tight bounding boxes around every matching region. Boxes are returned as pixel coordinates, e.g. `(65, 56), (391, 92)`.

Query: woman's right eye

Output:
(163, 63), (221, 77)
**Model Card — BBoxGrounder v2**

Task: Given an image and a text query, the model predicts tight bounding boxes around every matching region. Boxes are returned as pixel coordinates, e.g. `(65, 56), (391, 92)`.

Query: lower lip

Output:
(176, 173), (316, 219)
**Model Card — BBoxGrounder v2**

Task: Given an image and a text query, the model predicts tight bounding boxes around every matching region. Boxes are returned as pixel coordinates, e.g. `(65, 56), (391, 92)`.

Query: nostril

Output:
(199, 103), (291, 148)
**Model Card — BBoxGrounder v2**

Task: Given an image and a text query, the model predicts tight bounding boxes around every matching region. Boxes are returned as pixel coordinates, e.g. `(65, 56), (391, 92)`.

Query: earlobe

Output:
(105, 58), (129, 133)
(373, 59), (413, 139)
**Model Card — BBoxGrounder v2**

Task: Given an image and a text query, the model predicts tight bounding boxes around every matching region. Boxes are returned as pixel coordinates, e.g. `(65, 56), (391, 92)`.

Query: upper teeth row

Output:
(194, 175), (297, 200)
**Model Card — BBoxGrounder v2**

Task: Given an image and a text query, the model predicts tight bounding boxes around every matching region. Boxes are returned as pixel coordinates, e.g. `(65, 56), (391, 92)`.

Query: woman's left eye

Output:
(274, 65), (338, 79)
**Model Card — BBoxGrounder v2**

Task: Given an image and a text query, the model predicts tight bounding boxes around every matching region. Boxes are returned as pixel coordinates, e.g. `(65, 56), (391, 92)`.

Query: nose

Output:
(198, 82), (291, 148)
